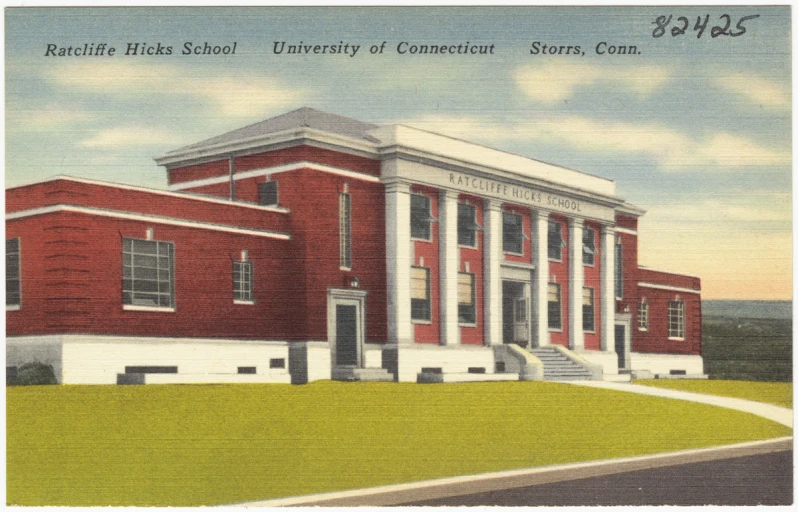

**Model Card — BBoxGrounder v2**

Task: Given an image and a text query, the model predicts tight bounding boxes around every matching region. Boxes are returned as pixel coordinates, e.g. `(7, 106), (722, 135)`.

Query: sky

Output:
(4, 6), (792, 300)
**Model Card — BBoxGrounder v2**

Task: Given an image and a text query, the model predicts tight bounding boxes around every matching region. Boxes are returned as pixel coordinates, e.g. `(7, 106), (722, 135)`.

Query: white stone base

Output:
(574, 350), (620, 375)
(7, 335), (292, 385)
(389, 344), (497, 383)
(417, 372), (519, 383)
(629, 352), (705, 377)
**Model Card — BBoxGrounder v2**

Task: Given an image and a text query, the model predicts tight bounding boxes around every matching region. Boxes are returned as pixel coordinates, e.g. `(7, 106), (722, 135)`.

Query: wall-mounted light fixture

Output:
(350, 277), (360, 289)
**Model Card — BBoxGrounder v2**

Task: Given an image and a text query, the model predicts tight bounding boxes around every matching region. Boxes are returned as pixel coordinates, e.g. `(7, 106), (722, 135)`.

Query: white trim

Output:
(122, 305), (175, 313)
(233, 300), (256, 306)
(638, 265), (701, 279)
(155, 127), (380, 166)
(6, 305), (21, 312)
(7, 175), (289, 214)
(614, 227), (638, 235)
(6, 205), (291, 240)
(668, 337), (686, 342)
(638, 282), (701, 295)
(168, 161), (380, 191)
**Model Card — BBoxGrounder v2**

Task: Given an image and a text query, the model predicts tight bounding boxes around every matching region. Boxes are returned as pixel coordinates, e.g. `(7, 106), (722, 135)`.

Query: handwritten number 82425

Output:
(652, 14), (760, 38)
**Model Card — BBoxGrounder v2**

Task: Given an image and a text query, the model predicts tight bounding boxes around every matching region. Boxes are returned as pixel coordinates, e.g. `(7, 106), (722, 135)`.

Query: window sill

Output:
(504, 251), (524, 257)
(123, 305), (175, 313)
(548, 328), (563, 333)
(583, 262), (595, 268)
(340, 266), (352, 272)
(411, 236), (433, 243)
(548, 257), (563, 263)
(234, 300), (256, 305)
(6, 305), (21, 312)
(459, 244), (478, 250)
(668, 337), (685, 341)
(638, 328), (648, 332)
(584, 330), (596, 334)
(459, 322), (478, 328)
(411, 319), (432, 325)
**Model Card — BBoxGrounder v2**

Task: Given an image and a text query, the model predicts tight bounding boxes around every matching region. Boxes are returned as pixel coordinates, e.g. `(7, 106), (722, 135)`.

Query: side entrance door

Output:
(335, 304), (358, 366)
(615, 325), (626, 369)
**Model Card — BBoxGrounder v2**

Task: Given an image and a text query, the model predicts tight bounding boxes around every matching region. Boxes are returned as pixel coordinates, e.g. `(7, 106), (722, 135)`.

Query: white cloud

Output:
(6, 105), (92, 131)
(401, 114), (790, 171)
(513, 62), (670, 104)
(715, 72), (791, 110)
(48, 61), (308, 117)
(79, 126), (189, 148)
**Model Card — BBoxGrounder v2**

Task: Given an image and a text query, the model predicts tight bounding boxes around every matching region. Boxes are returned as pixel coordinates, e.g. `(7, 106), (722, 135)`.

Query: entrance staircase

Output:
(529, 347), (599, 381)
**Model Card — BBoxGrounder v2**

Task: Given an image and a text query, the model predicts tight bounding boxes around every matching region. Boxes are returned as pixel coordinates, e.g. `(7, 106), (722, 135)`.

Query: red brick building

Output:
(6, 108), (703, 384)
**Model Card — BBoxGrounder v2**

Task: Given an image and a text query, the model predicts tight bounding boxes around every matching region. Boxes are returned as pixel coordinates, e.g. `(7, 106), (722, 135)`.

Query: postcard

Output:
(4, 5), (792, 507)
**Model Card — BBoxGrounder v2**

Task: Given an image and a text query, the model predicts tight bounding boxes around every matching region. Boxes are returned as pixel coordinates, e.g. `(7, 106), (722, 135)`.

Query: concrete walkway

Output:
(562, 381), (793, 428)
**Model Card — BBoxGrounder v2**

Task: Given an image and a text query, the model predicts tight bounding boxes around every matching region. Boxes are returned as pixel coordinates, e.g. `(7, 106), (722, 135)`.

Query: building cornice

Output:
(6, 204), (291, 240)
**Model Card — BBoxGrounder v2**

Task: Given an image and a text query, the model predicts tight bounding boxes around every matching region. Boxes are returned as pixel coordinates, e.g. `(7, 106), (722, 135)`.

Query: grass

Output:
(634, 380), (793, 409)
(7, 381), (792, 506)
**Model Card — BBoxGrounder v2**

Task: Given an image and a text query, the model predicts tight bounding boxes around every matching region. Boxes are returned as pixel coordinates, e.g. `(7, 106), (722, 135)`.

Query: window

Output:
(548, 283), (561, 330)
(458, 272), (476, 324)
(615, 242), (623, 299)
(339, 192), (352, 269)
(270, 358), (286, 369)
(502, 212), (524, 254)
(6, 238), (20, 308)
(548, 221), (565, 260)
(410, 194), (435, 240)
(583, 228), (596, 266)
(668, 300), (685, 339)
(583, 287), (595, 332)
(258, 181), (278, 206)
(233, 260), (254, 302)
(238, 366), (257, 374)
(411, 267), (431, 321)
(638, 300), (649, 331)
(458, 203), (481, 247)
(122, 238), (174, 308)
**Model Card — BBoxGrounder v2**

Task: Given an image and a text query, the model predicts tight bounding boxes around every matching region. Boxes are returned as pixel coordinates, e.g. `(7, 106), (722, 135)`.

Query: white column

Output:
(386, 181), (413, 345)
(531, 210), (550, 347)
(600, 225), (616, 352)
(569, 218), (584, 351)
(483, 199), (502, 346)
(439, 190), (460, 346)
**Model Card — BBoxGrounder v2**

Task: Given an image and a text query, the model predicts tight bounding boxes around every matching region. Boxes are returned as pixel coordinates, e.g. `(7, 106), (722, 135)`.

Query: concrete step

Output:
(332, 367), (394, 382)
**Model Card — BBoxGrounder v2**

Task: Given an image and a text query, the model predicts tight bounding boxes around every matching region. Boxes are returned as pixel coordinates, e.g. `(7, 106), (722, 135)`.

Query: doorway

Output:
(327, 288), (367, 370)
(502, 280), (529, 347)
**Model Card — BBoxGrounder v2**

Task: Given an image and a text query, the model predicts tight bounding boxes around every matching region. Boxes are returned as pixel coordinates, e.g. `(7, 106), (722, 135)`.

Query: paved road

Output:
(400, 449), (794, 506)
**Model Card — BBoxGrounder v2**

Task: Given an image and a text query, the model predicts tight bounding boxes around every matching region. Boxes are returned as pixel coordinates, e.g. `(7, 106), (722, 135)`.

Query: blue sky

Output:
(4, 6), (792, 299)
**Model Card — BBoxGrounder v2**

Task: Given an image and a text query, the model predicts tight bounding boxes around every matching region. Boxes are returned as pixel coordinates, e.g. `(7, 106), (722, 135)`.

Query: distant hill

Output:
(703, 300), (792, 320)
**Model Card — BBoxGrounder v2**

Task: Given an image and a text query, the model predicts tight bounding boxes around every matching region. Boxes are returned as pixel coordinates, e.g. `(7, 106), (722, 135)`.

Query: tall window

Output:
(548, 283), (561, 329)
(258, 181), (278, 206)
(668, 300), (685, 339)
(583, 227), (596, 266)
(548, 221), (565, 260)
(638, 300), (649, 331)
(410, 194), (433, 240)
(458, 203), (480, 247)
(339, 192), (352, 269)
(503, 212), (524, 254)
(6, 238), (20, 307)
(411, 267), (431, 321)
(615, 242), (623, 299)
(582, 287), (595, 332)
(123, 238), (175, 308)
(233, 260), (254, 302)
(458, 272), (476, 324)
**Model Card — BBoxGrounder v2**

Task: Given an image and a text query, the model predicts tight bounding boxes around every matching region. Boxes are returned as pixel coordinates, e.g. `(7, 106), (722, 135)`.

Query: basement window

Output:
(125, 366), (177, 374)
(270, 358), (285, 369)
(238, 367), (257, 374)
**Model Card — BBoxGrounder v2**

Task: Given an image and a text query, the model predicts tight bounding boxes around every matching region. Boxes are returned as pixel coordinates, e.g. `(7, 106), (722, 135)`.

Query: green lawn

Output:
(634, 380), (793, 409)
(7, 381), (792, 506)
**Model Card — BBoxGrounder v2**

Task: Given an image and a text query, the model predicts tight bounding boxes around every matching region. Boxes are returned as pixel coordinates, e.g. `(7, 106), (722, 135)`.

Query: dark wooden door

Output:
(336, 304), (358, 366)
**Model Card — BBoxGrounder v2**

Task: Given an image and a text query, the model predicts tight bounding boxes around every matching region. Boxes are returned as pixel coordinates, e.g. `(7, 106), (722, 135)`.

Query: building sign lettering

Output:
(449, 172), (582, 213)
